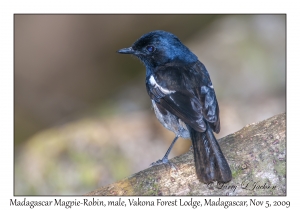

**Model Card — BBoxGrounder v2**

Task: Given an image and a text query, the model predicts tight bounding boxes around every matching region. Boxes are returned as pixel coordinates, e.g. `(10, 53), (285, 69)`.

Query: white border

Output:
(1, 0), (298, 209)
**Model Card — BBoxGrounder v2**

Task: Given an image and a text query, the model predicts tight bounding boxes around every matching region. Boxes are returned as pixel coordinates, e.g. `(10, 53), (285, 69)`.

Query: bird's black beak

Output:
(117, 47), (135, 54)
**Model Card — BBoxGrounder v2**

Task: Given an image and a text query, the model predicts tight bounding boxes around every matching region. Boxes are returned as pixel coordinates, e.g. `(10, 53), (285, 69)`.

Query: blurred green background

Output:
(14, 14), (285, 195)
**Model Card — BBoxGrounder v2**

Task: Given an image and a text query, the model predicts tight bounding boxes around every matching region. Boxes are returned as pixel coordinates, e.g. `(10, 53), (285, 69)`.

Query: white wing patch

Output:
(149, 75), (157, 86)
(149, 75), (175, 94)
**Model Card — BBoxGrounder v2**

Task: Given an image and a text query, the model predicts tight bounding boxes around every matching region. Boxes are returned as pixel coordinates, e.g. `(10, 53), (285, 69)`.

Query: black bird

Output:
(118, 30), (232, 183)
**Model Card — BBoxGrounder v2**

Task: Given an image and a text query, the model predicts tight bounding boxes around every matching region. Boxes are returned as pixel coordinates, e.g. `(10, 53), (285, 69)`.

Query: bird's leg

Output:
(150, 135), (179, 166)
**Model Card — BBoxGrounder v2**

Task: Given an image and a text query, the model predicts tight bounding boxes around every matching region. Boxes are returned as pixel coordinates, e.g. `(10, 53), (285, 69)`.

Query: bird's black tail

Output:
(189, 125), (232, 183)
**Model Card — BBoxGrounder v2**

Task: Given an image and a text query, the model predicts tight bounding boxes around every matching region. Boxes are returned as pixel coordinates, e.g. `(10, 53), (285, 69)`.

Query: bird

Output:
(118, 30), (232, 183)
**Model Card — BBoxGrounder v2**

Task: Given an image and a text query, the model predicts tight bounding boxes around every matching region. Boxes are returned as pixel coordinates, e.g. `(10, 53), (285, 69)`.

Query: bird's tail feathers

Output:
(190, 125), (232, 183)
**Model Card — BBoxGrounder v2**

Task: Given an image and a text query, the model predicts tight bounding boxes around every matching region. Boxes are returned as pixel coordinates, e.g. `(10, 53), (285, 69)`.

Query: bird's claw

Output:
(150, 158), (169, 166)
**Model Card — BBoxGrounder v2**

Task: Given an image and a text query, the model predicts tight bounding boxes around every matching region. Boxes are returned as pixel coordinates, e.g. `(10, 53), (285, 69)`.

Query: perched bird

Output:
(118, 30), (232, 183)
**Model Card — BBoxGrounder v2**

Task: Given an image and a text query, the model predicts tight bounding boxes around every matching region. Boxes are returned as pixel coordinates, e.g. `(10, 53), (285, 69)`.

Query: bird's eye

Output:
(146, 46), (155, 52)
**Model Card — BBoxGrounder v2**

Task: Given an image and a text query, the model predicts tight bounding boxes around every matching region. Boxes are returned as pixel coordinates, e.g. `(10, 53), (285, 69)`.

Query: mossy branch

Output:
(86, 113), (286, 196)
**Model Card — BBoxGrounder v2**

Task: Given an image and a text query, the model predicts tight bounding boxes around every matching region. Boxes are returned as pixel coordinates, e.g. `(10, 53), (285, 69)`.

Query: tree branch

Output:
(86, 113), (286, 196)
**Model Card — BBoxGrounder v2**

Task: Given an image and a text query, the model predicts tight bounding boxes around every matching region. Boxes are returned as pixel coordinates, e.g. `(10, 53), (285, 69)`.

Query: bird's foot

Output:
(150, 158), (178, 171)
(150, 157), (169, 166)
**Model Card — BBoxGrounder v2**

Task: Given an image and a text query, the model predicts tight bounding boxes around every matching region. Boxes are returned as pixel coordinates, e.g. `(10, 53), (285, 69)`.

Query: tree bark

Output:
(86, 113), (286, 196)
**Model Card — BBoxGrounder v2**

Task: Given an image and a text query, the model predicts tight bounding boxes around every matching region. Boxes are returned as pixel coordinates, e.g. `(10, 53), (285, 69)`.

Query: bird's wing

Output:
(147, 61), (220, 133)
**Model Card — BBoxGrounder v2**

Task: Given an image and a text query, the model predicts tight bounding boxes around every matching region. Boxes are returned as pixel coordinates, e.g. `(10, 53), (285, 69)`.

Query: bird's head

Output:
(118, 30), (198, 68)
